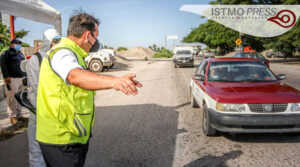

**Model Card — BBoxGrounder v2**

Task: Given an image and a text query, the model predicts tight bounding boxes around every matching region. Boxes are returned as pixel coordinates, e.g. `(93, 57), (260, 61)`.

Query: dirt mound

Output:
(118, 47), (156, 58)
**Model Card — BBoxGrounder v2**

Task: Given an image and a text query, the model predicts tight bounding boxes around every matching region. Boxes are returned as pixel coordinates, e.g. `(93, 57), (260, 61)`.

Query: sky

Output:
(14, 0), (210, 49)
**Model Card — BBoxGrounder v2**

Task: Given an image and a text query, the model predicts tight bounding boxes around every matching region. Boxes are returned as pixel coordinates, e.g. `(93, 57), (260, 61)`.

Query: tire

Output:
(174, 64), (177, 68)
(89, 59), (103, 72)
(190, 89), (198, 108)
(202, 103), (216, 136)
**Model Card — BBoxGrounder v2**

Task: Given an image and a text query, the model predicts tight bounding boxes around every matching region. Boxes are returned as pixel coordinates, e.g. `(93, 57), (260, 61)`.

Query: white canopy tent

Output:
(0, 0), (62, 34)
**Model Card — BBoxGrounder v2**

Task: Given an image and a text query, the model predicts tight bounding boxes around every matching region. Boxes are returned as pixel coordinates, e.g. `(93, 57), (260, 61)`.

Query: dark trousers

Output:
(39, 142), (89, 167)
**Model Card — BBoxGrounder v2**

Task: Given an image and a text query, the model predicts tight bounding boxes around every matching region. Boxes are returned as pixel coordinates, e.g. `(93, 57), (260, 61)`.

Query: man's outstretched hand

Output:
(112, 73), (143, 95)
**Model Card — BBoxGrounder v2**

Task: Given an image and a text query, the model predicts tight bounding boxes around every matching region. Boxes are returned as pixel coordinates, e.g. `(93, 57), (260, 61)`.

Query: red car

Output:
(190, 58), (300, 136)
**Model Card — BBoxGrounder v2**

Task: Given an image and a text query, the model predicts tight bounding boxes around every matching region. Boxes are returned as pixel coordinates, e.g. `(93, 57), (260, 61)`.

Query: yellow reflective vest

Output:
(36, 37), (95, 145)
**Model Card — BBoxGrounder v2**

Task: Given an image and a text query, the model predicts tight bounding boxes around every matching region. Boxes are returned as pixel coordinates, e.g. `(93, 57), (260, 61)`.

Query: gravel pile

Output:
(118, 47), (156, 59)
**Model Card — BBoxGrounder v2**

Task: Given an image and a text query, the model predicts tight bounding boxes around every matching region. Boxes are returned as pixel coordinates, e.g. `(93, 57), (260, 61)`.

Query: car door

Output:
(193, 60), (208, 107)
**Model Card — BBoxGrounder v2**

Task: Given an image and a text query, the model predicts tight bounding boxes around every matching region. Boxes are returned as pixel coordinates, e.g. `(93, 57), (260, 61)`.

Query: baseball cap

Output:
(11, 38), (22, 44)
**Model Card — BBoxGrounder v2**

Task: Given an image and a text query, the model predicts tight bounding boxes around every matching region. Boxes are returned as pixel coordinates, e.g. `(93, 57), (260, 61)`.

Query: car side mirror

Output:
(277, 74), (286, 80)
(194, 74), (205, 81)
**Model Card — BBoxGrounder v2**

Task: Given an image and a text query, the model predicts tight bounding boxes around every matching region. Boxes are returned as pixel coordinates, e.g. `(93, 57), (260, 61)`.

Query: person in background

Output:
(0, 39), (26, 125)
(21, 29), (61, 167)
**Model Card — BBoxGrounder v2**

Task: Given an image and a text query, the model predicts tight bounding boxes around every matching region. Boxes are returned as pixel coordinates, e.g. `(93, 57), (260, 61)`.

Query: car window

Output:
(200, 61), (208, 76)
(257, 53), (266, 60)
(176, 50), (191, 55)
(195, 61), (205, 75)
(243, 53), (253, 58)
(207, 61), (277, 82)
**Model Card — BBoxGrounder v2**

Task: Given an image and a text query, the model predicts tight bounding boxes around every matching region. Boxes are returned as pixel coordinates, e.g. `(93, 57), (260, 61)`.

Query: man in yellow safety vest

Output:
(36, 10), (142, 167)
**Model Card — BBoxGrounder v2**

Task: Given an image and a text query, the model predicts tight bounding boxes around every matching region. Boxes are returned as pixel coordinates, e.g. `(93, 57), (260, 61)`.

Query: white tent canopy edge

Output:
(0, 0), (62, 34)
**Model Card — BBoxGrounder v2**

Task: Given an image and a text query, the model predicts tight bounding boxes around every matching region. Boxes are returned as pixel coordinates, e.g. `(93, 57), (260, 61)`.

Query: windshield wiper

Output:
(211, 79), (233, 82)
(240, 79), (265, 82)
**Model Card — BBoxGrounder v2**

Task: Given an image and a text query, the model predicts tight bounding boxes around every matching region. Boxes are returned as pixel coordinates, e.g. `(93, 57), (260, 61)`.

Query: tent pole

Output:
(10, 15), (15, 40)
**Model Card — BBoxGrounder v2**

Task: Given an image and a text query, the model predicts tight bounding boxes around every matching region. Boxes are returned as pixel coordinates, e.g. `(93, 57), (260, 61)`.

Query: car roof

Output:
(206, 57), (260, 62)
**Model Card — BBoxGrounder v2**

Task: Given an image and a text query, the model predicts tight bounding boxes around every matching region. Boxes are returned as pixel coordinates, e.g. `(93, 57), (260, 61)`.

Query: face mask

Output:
(14, 44), (21, 51)
(89, 39), (100, 53)
(88, 32), (100, 53)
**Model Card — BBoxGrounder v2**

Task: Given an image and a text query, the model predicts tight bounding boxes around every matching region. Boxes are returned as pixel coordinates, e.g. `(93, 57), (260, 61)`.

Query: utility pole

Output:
(165, 35), (167, 49)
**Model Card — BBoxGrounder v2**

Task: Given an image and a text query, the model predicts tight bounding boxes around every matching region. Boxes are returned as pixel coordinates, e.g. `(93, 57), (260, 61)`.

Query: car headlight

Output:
(216, 103), (245, 112)
(291, 103), (300, 111)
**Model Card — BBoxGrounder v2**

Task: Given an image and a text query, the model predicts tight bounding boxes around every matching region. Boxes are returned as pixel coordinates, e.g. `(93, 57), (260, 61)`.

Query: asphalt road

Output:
(0, 58), (300, 167)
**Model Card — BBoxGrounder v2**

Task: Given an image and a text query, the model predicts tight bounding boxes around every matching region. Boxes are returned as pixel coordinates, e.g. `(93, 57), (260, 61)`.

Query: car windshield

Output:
(208, 61), (277, 82)
(177, 50), (191, 55)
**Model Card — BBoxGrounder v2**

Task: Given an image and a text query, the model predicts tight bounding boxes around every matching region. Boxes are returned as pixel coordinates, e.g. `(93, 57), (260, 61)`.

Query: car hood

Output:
(204, 81), (300, 103)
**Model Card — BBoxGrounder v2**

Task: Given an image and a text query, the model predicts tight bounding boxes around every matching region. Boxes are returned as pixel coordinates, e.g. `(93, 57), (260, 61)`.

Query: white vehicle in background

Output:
(204, 51), (216, 59)
(173, 47), (194, 68)
(101, 49), (116, 68)
(85, 43), (115, 72)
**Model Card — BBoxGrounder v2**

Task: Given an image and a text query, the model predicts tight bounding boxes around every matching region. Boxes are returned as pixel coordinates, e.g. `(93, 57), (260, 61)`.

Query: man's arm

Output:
(0, 51), (10, 84)
(67, 68), (142, 95)
(51, 49), (142, 95)
(26, 55), (40, 93)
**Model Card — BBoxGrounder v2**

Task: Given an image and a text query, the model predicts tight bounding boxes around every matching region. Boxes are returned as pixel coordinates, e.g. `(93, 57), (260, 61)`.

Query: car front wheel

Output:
(202, 103), (216, 136)
(89, 59), (103, 72)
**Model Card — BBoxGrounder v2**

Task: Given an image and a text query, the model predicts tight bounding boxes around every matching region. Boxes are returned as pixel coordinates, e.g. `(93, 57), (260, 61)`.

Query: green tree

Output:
(15, 29), (29, 39)
(117, 47), (128, 51)
(152, 44), (157, 52)
(0, 20), (11, 52)
(1, 20), (30, 51)
(183, 20), (239, 52)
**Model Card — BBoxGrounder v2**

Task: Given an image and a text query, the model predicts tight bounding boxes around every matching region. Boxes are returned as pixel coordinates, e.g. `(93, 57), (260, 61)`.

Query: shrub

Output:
(153, 49), (173, 58)
(117, 47), (128, 51)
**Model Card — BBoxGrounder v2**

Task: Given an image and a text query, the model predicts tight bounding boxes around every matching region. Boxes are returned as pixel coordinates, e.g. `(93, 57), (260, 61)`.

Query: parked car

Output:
(204, 51), (215, 59)
(173, 48), (194, 68)
(199, 51), (205, 57)
(266, 51), (285, 58)
(85, 51), (114, 72)
(233, 52), (269, 68)
(190, 58), (300, 136)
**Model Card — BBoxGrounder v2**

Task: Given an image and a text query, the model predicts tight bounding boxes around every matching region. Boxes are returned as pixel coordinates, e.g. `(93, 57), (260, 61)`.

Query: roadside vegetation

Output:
(117, 47), (128, 51)
(152, 48), (173, 58)
(183, 0), (300, 58)
(149, 44), (165, 52)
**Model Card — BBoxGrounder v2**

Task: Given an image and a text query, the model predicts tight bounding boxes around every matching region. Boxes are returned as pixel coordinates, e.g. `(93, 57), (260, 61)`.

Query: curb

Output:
(117, 55), (172, 62)
(269, 58), (300, 63)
